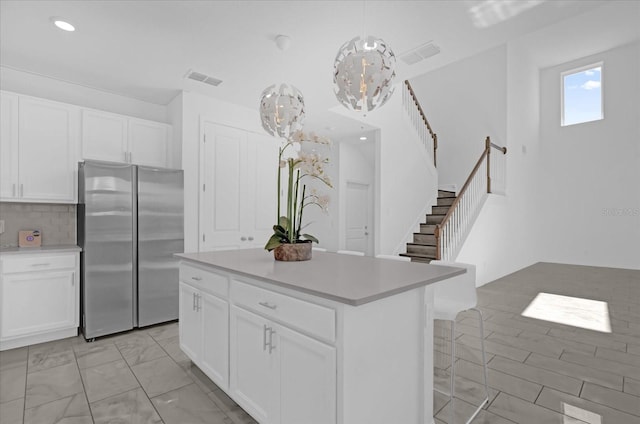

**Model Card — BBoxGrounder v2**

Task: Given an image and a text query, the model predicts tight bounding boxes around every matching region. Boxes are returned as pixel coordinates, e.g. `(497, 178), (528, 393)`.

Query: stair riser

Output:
(438, 190), (456, 198)
(407, 245), (437, 255)
(420, 224), (437, 234)
(432, 206), (450, 215)
(426, 215), (445, 224)
(437, 197), (455, 206)
(411, 257), (432, 264)
(413, 234), (436, 245)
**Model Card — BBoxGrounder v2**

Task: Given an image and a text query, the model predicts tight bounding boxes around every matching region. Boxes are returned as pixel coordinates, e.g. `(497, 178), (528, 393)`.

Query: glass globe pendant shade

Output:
(259, 83), (306, 139)
(333, 35), (397, 113)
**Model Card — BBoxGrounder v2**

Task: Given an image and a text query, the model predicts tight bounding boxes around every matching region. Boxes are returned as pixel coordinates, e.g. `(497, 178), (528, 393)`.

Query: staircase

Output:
(400, 190), (456, 263)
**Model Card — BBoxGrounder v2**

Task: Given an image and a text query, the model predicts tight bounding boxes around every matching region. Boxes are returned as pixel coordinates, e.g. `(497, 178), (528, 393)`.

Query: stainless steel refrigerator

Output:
(78, 160), (184, 339)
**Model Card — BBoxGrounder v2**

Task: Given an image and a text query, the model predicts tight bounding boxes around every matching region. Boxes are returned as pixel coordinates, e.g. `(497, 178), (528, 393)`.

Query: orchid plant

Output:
(264, 130), (332, 251)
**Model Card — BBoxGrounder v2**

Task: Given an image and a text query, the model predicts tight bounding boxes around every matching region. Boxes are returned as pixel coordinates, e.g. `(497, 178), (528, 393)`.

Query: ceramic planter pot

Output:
(273, 242), (312, 261)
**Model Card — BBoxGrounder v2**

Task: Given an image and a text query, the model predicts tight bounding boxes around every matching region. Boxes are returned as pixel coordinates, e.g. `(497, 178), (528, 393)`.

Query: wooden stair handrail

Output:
(435, 136), (507, 259)
(404, 80), (438, 166)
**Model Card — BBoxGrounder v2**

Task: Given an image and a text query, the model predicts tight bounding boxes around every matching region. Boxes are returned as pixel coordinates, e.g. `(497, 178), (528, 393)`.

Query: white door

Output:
(18, 97), (78, 202)
(81, 109), (128, 163)
(200, 292), (229, 390)
(129, 118), (170, 168)
(229, 306), (276, 424)
(178, 282), (201, 362)
(345, 182), (370, 255)
(200, 122), (246, 251)
(245, 132), (280, 248)
(0, 92), (19, 200)
(1, 270), (75, 338)
(277, 324), (337, 424)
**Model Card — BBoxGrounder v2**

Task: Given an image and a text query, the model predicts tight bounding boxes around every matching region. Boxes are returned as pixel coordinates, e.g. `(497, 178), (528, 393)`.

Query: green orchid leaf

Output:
(278, 216), (290, 230)
(264, 234), (283, 251)
(302, 234), (319, 243)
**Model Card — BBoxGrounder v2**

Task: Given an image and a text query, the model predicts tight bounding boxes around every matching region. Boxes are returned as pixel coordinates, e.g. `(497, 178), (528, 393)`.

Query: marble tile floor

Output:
(0, 321), (256, 424)
(0, 262), (638, 424)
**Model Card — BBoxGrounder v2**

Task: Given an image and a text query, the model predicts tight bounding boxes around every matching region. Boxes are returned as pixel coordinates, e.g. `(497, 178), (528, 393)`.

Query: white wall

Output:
(410, 45), (508, 189)
(538, 42), (640, 269)
(427, 1), (640, 284)
(0, 66), (167, 122)
(331, 86), (438, 255)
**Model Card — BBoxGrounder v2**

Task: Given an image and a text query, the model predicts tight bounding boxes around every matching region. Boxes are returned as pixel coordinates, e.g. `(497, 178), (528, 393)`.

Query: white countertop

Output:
(0, 245), (82, 255)
(177, 248), (465, 306)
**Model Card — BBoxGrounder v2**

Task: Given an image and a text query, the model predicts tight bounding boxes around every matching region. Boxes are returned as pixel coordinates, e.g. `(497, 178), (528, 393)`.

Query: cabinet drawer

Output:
(232, 280), (335, 343)
(180, 264), (228, 299)
(2, 254), (76, 274)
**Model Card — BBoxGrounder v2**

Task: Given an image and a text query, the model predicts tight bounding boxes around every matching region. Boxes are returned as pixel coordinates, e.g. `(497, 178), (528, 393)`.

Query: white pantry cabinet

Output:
(199, 121), (279, 251)
(0, 251), (80, 350)
(81, 109), (173, 168)
(178, 264), (229, 390)
(0, 92), (79, 203)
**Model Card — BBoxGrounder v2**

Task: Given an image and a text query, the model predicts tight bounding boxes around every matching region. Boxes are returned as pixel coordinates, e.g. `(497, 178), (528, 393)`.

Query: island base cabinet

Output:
(178, 281), (229, 390)
(230, 305), (336, 424)
(178, 282), (201, 361)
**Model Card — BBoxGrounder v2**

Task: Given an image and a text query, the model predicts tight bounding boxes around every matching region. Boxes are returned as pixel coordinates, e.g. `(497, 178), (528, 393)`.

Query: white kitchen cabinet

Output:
(0, 93), (79, 203)
(0, 92), (19, 200)
(178, 265), (229, 390)
(0, 251), (80, 351)
(81, 109), (173, 168)
(81, 109), (129, 163)
(229, 284), (336, 424)
(199, 121), (279, 251)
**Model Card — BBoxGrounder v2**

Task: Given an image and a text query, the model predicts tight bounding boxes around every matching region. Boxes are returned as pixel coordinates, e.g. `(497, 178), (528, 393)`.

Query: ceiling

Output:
(0, 0), (607, 138)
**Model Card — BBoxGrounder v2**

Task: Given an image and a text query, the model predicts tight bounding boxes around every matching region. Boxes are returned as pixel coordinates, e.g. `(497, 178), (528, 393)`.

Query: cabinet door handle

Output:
(191, 276), (202, 281)
(197, 294), (201, 311)
(268, 328), (276, 353)
(263, 324), (269, 351)
(240, 236), (247, 241)
(248, 236), (254, 241)
(258, 301), (277, 310)
(192, 292), (196, 311)
(71, 274), (75, 286)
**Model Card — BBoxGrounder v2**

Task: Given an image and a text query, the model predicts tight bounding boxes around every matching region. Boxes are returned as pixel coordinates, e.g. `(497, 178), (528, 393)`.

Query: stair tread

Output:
(407, 242), (436, 247)
(400, 252), (437, 259)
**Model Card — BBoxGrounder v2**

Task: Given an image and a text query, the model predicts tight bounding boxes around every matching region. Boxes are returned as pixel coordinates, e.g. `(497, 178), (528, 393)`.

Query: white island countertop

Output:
(176, 248), (464, 306)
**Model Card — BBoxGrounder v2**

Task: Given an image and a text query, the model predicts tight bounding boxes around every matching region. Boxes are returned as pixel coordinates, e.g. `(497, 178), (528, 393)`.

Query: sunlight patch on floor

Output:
(521, 292), (611, 333)
(563, 402), (602, 424)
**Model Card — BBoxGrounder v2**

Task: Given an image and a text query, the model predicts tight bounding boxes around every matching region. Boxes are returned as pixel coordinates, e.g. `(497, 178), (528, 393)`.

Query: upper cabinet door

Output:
(81, 109), (128, 163)
(129, 118), (171, 168)
(18, 97), (78, 203)
(0, 92), (19, 200)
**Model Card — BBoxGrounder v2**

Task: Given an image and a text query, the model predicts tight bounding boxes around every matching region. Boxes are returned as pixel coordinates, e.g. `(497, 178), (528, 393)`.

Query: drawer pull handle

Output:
(191, 276), (203, 281)
(31, 263), (51, 267)
(258, 301), (277, 310)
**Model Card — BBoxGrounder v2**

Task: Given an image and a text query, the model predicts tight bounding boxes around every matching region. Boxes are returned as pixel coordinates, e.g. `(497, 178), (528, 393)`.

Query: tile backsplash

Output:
(0, 202), (76, 247)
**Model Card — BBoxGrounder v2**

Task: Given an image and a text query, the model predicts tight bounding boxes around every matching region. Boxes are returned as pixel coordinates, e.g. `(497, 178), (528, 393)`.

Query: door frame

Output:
(343, 180), (374, 256)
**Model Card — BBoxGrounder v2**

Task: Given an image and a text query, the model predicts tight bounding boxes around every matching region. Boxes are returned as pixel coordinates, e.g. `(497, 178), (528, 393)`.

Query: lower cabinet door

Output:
(277, 324), (337, 424)
(1, 270), (75, 338)
(200, 292), (229, 390)
(178, 282), (201, 362)
(230, 305), (276, 424)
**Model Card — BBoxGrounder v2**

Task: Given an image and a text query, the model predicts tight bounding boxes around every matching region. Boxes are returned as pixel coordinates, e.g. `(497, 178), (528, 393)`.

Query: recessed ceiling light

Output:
(51, 17), (75, 32)
(359, 136), (367, 141)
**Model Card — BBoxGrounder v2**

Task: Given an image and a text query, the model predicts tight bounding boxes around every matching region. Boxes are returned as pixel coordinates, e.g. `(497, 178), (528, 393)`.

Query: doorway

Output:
(345, 181), (373, 256)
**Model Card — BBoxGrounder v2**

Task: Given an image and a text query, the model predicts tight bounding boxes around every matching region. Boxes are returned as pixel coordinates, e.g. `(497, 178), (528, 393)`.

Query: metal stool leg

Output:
(450, 319), (456, 424)
(463, 308), (490, 424)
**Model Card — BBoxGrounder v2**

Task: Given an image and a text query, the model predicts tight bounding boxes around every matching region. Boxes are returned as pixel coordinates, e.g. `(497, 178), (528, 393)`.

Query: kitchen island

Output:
(176, 248), (465, 424)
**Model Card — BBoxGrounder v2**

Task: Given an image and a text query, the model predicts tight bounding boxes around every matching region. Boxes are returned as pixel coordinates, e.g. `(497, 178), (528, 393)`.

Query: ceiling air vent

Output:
(185, 69), (223, 87)
(399, 41), (441, 65)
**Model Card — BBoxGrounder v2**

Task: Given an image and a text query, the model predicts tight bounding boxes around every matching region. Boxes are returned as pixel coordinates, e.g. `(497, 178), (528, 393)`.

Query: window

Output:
(561, 63), (603, 126)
